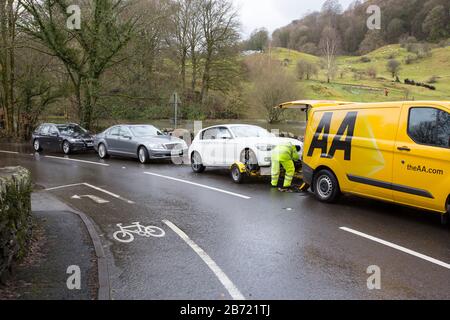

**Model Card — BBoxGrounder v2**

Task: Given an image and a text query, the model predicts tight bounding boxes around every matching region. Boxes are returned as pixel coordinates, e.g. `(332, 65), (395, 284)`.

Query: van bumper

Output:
(302, 162), (314, 185)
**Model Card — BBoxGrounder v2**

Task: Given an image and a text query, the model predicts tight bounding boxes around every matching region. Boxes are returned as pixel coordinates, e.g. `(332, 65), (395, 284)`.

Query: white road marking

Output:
(44, 155), (109, 167)
(340, 227), (450, 270)
(83, 183), (135, 204)
(71, 194), (110, 204)
(45, 182), (135, 204)
(144, 172), (251, 200)
(45, 183), (84, 191)
(163, 219), (245, 300)
(0, 150), (19, 154)
(113, 222), (165, 243)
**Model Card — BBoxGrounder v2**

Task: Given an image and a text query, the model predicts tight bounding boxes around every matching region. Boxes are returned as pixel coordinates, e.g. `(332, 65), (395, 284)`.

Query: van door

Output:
(339, 107), (400, 202)
(393, 104), (450, 213)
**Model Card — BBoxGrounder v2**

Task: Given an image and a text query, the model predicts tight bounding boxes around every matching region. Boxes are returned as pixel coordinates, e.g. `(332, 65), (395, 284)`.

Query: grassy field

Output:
(263, 45), (450, 106)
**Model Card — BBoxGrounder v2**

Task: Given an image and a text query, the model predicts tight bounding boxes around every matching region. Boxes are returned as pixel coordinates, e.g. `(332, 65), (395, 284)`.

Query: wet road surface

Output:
(0, 144), (449, 300)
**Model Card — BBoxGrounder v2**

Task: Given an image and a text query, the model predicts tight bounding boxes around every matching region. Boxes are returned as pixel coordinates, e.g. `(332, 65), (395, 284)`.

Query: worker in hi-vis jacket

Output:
(271, 143), (301, 192)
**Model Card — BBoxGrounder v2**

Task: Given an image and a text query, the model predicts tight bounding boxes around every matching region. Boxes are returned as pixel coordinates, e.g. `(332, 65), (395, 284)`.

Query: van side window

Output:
(408, 107), (450, 148)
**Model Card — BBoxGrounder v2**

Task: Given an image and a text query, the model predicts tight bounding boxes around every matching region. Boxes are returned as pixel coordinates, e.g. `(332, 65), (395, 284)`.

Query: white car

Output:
(189, 124), (303, 173)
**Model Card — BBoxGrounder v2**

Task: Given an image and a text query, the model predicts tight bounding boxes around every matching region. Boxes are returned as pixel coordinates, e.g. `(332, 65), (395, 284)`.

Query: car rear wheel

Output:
(62, 141), (71, 155)
(191, 152), (205, 173)
(33, 139), (42, 152)
(313, 169), (341, 203)
(138, 146), (150, 164)
(98, 143), (109, 159)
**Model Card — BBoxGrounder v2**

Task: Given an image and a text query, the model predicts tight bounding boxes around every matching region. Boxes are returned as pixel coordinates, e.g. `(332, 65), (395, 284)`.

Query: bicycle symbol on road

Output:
(113, 222), (165, 243)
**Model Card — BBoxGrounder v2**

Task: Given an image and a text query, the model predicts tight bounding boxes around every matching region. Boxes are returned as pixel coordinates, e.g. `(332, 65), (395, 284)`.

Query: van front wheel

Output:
(313, 169), (340, 203)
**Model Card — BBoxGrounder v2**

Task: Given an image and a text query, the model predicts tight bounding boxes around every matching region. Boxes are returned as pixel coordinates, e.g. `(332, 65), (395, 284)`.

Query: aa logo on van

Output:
(307, 112), (358, 161)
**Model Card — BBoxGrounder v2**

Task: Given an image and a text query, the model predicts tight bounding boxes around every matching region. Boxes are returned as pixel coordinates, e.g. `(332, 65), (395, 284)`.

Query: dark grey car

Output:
(93, 125), (188, 164)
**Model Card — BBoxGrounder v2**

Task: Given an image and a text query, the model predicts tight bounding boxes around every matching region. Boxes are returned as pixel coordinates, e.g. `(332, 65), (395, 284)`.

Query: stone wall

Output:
(0, 167), (32, 280)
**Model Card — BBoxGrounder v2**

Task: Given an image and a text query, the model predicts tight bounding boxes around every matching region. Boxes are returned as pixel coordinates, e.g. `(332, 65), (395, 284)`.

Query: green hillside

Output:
(259, 45), (450, 104)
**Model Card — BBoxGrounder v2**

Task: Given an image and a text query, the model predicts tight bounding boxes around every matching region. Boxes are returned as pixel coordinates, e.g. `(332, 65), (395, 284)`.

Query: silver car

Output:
(94, 125), (188, 164)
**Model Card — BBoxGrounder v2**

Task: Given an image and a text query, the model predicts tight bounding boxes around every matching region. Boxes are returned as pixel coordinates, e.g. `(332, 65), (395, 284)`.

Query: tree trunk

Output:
(8, 0), (15, 135)
(0, 0), (10, 134)
(181, 48), (187, 93)
(201, 52), (212, 106)
(191, 51), (197, 94)
(81, 77), (99, 130)
(0, 0), (17, 137)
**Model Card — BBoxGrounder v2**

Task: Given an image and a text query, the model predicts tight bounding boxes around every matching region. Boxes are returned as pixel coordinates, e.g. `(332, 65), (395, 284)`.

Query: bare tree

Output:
(319, 26), (340, 83)
(0, 0), (20, 135)
(296, 59), (318, 80)
(15, 46), (65, 139)
(199, 0), (239, 105)
(387, 59), (401, 78)
(172, 0), (192, 93)
(247, 56), (300, 123)
(187, 0), (202, 95)
(19, 0), (139, 129)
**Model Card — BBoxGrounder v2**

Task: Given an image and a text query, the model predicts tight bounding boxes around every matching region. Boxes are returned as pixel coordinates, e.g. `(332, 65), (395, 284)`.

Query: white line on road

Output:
(45, 182), (135, 204)
(340, 227), (450, 270)
(83, 183), (135, 204)
(45, 183), (84, 191)
(163, 219), (245, 300)
(144, 172), (251, 200)
(44, 155), (110, 167)
(0, 150), (19, 154)
(72, 194), (110, 204)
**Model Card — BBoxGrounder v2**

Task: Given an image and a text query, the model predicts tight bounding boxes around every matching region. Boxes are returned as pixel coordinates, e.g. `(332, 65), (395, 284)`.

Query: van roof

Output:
(277, 100), (356, 110)
(277, 100), (450, 110)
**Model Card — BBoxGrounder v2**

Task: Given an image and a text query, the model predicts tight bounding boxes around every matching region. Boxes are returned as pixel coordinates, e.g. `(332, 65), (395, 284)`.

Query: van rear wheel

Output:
(443, 197), (450, 226)
(313, 169), (340, 203)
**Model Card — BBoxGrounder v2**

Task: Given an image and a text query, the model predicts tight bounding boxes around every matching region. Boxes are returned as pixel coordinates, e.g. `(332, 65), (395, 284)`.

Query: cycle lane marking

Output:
(0, 150), (19, 154)
(113, 222), (165, 243)
(45, 182), (135, 204)
(340, 227), (450, 270)
(163, 219), (246, 300)
(144, 172), (251, 200)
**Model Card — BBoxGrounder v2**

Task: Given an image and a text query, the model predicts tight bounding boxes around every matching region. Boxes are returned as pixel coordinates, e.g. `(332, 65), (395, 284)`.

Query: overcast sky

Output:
(232, 0), (356, 38)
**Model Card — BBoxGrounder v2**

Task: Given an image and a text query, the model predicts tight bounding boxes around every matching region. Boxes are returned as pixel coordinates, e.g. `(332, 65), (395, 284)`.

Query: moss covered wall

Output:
(0, 166), (32, 279)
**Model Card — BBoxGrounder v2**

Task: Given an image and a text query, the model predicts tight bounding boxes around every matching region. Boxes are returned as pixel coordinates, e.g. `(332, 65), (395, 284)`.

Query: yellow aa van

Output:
(278, 100), (450, 221)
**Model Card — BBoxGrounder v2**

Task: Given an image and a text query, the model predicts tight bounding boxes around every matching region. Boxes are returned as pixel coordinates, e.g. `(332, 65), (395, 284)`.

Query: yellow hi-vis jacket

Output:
(271, 143), (300, 162)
